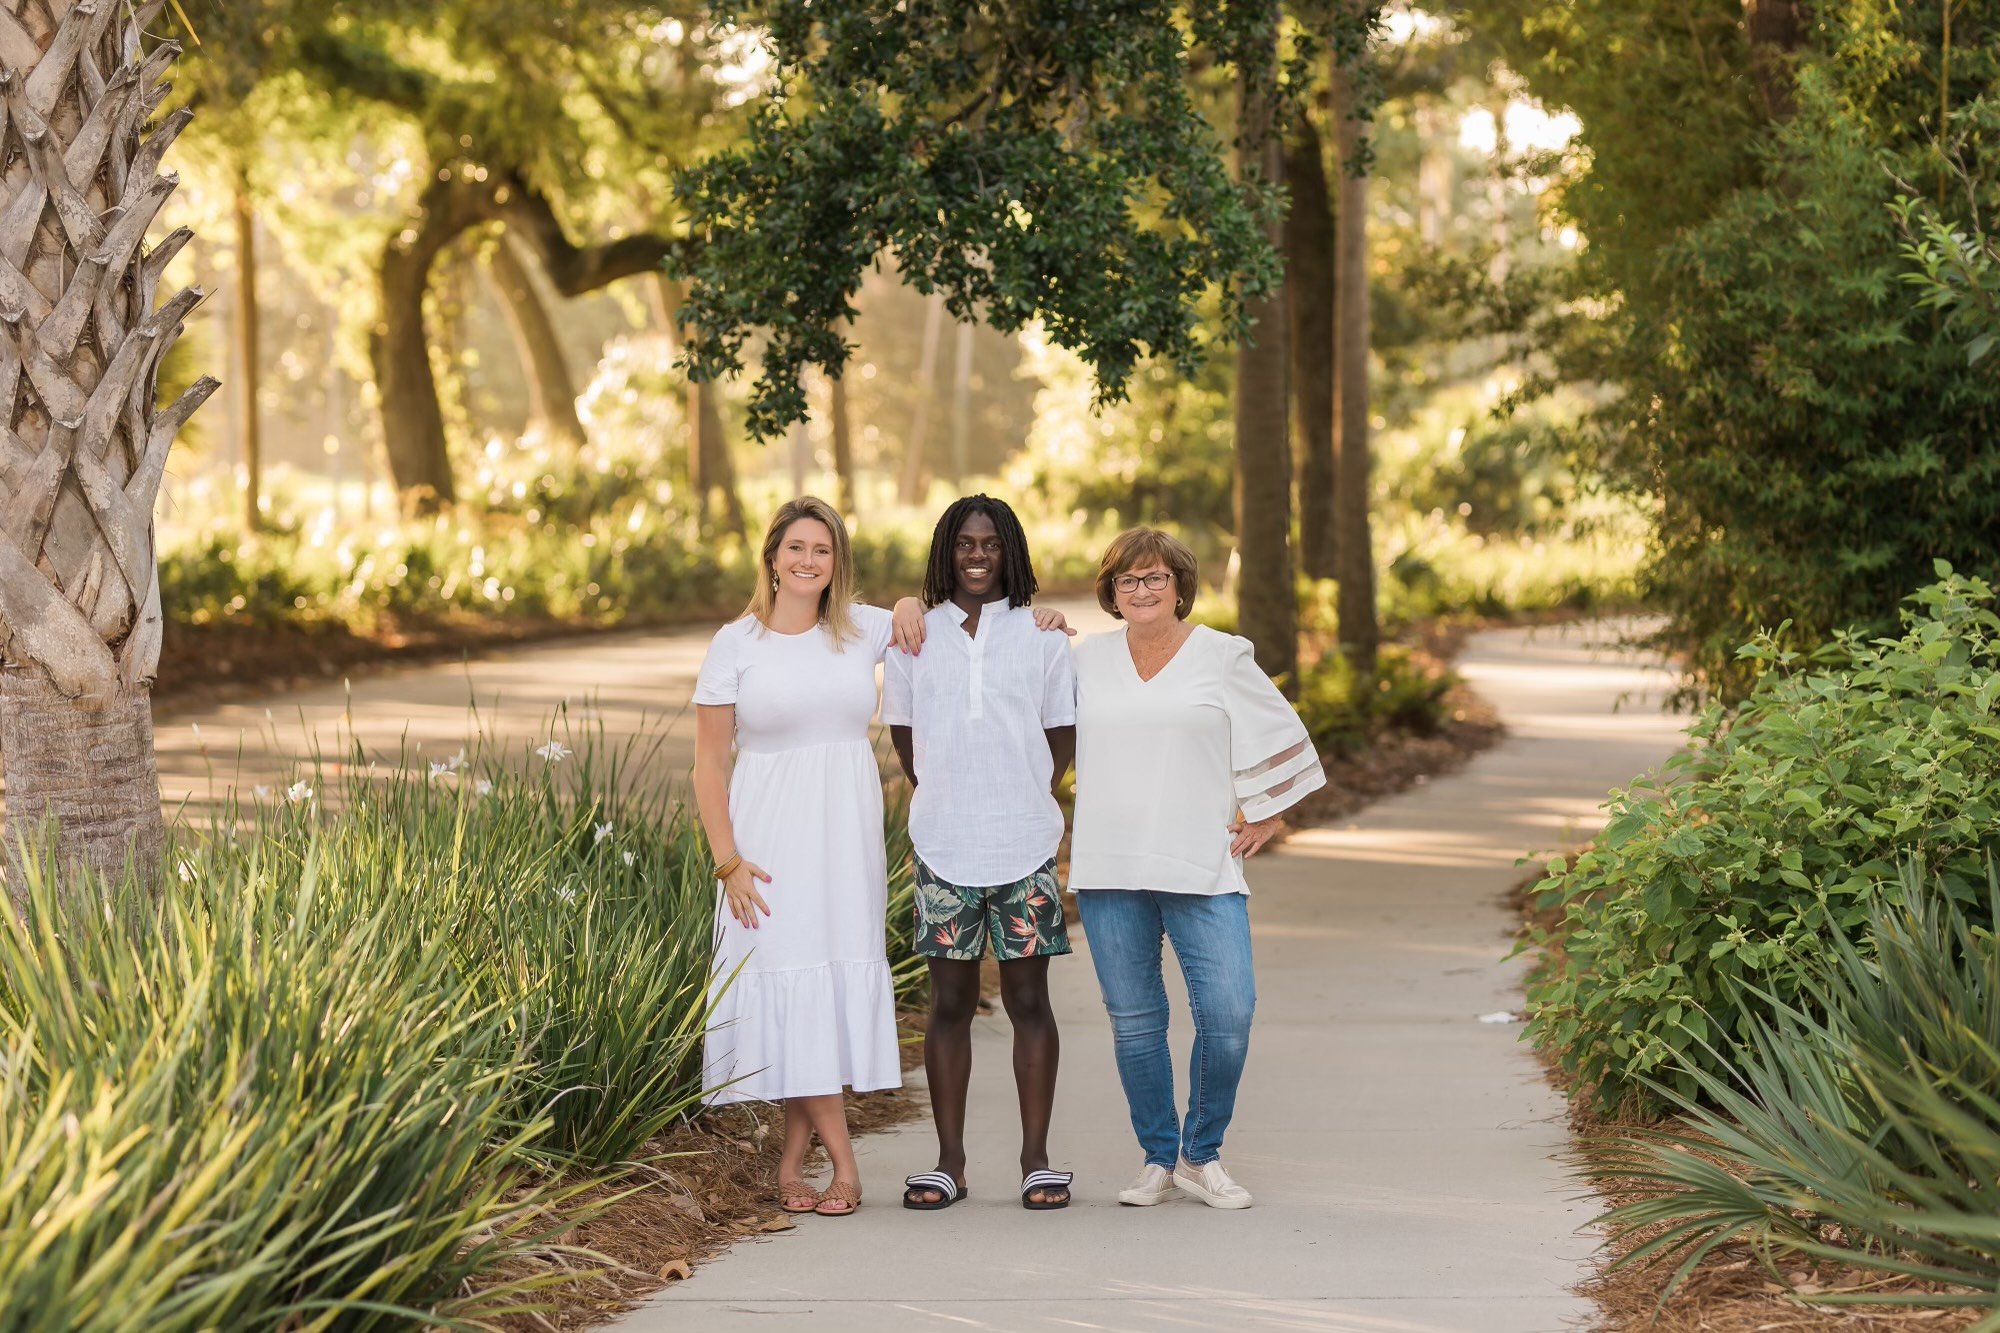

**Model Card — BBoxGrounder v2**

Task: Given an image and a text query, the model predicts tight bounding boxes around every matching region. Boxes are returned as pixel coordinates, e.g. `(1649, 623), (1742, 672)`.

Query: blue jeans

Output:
(1075, 890), (1256, 1168)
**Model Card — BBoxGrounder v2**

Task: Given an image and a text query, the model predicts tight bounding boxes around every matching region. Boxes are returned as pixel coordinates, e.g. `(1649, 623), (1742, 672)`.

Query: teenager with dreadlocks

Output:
(882, 494), (1079, 1211)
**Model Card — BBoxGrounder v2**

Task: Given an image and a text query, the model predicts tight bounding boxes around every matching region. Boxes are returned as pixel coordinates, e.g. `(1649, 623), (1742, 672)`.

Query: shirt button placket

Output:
(969, 637), (984, 721)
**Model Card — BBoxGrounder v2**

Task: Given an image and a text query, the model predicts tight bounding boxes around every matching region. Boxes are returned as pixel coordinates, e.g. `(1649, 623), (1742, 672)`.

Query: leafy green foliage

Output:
(1290, 642), (1454, 755)
(1526, 574), (2000, 1109)
(1587, 864), (2000, 1310)
(671, 2), (1369, 439)
(0, 725), (926, 1326)
(1462, 2), (2000, 697)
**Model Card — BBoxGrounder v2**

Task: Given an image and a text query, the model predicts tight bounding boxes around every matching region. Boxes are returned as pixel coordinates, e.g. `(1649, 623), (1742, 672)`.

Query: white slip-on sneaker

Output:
(1117, 1163), (1178, 1206)
(1174, 1157), (1253, 1210)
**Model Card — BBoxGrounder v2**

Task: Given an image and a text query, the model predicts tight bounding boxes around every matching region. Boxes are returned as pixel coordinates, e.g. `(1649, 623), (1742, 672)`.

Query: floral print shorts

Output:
(912, 855), (1073, 961)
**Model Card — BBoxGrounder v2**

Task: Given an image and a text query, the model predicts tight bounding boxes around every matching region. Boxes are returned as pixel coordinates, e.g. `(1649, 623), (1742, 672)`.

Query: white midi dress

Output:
(692, 605), (902, 1105)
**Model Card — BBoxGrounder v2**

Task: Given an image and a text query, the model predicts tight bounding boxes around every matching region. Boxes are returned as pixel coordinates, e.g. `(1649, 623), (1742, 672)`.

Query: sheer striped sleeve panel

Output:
(1222, 639), (1327, 823)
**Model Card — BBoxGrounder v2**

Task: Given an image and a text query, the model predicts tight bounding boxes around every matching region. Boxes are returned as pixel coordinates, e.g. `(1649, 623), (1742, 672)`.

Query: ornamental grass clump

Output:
(1589, 863), (2000, 1316)
(0, 721), (926, 1328)
(0, 851), (569, 1332)
(1527, 570), (2000, 1108)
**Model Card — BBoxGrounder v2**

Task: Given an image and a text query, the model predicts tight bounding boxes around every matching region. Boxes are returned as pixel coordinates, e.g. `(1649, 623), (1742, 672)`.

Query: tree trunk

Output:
(1331, 43), (1380, 676)
(3, 672), (164, 890)
(371, 177), (471, 512)
(652, 273), (745, 533)
(232, 168), (262, 532)
(1233, 1), (1299, 693)
(950, 318), (973, 486)
(1743, 0), (1805, 120)
(829, 366), (858, 518)
(0, 6), (217, 897)
(486, 229), (584, 450)
(1286, 113), (1337, 583)
(902, 292), (946, 505)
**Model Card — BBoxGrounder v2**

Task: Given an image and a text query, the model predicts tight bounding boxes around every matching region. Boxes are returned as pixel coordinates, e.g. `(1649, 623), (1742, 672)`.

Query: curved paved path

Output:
(613, 616), (1686, 1333)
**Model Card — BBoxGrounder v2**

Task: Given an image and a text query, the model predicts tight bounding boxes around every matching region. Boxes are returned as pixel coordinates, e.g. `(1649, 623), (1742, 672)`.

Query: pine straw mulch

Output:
(482, 1084), (926, 1332)
(1507, 860), (1992, 1331)
(480, 1003), (934, 1333)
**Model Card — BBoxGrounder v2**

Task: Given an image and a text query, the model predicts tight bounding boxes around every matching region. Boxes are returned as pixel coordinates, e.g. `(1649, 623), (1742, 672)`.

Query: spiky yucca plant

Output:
(0, 1), (214, 893)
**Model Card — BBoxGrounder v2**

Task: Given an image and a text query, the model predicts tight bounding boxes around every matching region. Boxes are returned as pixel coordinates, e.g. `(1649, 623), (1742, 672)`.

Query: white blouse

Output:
(1069, 625), (1326, 896)
(881, 599), (1077, 886)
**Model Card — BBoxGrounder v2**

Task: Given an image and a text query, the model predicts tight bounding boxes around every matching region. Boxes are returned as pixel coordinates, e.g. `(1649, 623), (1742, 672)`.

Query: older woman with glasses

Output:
(1069, 527), (1326, 1211)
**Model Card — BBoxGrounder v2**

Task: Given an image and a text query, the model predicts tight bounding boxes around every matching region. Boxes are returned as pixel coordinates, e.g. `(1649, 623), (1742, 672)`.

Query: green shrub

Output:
(1589, 863), (2000, 1311)
(1526, 570), (2000, 1108)
(1292, 645), (1454, 756)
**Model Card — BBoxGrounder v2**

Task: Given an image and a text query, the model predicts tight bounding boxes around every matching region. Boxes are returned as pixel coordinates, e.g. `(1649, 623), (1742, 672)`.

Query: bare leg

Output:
(776, 1099), (817, 1209)
(796, 1093), (861, 1212)
(1000, 955), (1065, 1204)
(910, 958), (981, 1204)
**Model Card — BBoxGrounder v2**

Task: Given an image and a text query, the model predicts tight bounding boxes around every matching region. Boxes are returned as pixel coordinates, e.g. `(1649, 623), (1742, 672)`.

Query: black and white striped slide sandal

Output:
(902, 1171), (967, 1210)
(1020, 1169), (1073, 1210)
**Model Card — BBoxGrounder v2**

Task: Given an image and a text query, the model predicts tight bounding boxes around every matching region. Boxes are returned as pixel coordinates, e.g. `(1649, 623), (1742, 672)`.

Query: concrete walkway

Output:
(611, 618), (1686, 1333)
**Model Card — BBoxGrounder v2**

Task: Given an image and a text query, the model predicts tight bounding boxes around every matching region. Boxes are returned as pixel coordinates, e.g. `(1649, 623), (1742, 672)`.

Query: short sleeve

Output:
(1041, 634), (1077, 728)
(1221, 635), (1326, 822)
(692, 622), (743, 706)
(882, 648), (915, 726)
(852, 603), (896, 663)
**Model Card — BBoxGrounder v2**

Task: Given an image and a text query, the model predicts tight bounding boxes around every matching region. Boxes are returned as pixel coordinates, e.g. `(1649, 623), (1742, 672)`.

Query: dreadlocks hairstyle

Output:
(921, 494), (1040, 609)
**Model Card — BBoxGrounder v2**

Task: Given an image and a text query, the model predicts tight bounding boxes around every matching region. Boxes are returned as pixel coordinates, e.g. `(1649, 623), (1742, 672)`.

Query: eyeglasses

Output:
(1114, 572), (1173, 593)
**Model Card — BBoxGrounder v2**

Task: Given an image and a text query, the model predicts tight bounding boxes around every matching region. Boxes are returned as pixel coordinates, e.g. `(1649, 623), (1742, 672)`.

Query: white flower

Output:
(428, 760), (458, 783)
(554, 883), (579, 905)
(593, 821), (614, 845)
(474, 778), (494, 796)
(621, 850), (637, 867)
(252, 784), (272, 801)
(535, 740), (573, 763)
(176, 860), (195, 883)
(285, 781), (313, 804)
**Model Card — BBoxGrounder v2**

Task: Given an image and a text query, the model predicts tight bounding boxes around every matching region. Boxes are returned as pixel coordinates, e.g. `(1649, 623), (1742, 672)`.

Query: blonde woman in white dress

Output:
(692, 496), (1065, 1216)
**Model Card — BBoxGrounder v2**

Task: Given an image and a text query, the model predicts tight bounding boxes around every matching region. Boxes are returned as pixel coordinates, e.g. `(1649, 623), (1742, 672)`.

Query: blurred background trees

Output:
(145, 0), (2000, 704)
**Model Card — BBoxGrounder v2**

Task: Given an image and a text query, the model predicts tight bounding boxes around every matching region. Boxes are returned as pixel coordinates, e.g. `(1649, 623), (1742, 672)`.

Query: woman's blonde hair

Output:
(1095, 527), (1200, 620)
(744, 496), (861, 648)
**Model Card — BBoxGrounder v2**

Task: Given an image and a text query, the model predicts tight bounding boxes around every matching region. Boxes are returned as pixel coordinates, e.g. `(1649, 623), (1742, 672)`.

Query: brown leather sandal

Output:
(813, 1178), (862, 1216)
(778, 1178), (821, 1214)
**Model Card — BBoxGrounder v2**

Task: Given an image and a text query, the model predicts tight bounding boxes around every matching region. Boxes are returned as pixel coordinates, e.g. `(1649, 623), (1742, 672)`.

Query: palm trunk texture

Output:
(0, 1), (216, 897)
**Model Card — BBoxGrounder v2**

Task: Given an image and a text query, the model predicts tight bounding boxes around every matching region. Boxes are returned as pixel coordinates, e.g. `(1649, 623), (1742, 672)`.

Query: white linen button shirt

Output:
(881, 599), (1078, 887)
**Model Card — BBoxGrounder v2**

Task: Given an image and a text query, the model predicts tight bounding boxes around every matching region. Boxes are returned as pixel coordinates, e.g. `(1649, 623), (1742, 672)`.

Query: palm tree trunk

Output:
(1232, 1), (1299, 694)
(0, 3), (216, 896)
(1331, 40), (1379, 676)
(1286, 112), (1336, 582)
(486, 229), (584, 450)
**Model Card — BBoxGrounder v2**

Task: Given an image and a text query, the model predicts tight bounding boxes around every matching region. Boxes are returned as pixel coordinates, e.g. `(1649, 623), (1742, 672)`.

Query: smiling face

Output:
(951, 511), (1005, 605)
(1113, 560), (1178, 628)
(771, 517), (834, 605)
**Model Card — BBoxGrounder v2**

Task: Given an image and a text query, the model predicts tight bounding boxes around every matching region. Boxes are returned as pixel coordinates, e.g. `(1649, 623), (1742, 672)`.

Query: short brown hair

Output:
(1095, 527), (1199, 620)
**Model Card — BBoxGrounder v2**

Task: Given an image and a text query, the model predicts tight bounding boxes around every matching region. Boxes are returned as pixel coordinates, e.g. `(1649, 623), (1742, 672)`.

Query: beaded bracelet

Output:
(714, 852), (743, 881)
